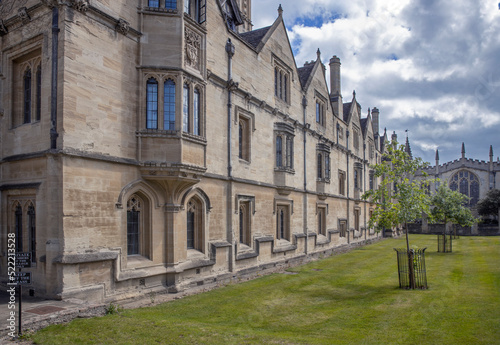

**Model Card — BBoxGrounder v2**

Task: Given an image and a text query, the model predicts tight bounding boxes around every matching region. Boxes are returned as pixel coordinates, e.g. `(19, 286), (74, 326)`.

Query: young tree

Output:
(477, 189), (500, 222)
(431, 185), (476, 245)
(363, 140), (432, 289)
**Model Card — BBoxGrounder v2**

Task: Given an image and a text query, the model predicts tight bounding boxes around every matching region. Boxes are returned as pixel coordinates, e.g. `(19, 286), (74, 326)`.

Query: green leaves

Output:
(477, 189), (500, 217)
(362, 140), (433, 231)
(430, 185), (476, 227)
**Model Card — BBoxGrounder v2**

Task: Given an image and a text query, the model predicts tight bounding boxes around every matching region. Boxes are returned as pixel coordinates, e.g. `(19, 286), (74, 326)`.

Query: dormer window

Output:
(219, 0), (243, 31)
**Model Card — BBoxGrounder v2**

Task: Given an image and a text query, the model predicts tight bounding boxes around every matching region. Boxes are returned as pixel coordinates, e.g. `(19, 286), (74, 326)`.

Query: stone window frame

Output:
(353, 162), (363, 191)
(354, 207), (361, 231)
(235, 195), (255, 248)
(185, 193), (207, 255)
(8, 196), (37, 266)
(142, 73), (181, 132)
(352, 126), (360, 151)
(274, 122), (295, 173)
(338, 218), (347, 237)
(272, 55), (292, 104)
(338, 170), (346, 196)
(449, 169), (480, 206)
(182, 77), (205, 138)
(316, 143), (331, 182)
(315, 91), (327, 127)
(11, 48), (42, 129)
(235, 106), (255, 163)
(316, 203), (328, 236)
(273, 198), (293, 242)
(126, 192), (152, 259)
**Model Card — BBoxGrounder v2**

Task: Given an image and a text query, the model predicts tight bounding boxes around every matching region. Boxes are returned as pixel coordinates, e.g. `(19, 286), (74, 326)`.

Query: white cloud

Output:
(250, 0), (500, 162)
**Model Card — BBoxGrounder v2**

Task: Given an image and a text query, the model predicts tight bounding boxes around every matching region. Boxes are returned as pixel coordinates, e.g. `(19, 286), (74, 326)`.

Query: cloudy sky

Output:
(252, 0), (500, 165)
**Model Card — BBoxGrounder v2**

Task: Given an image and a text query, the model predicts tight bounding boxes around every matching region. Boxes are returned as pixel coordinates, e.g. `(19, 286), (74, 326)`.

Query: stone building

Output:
(415, 143), (500, 234)
(0, 0), (388, 302)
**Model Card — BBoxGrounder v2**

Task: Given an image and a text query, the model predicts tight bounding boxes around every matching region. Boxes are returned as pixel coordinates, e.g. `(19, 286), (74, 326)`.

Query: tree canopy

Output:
(477, 189), (500, 218)
(363, 141), (432, 232)
(430, 185), (476, 228)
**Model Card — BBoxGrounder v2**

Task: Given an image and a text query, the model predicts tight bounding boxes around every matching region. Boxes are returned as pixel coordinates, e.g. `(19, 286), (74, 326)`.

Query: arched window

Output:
(193, 88), (200, 136)
(183, 84), (190, 132)
(449, 170), (480, 205)
(36, 65), (41, 121)
(127, 195), (141, 255)
(23, 68), (32, 124)
(146, 78), (158, 129)
(164, 79), (176, 130)
(186, 197), (204, 252)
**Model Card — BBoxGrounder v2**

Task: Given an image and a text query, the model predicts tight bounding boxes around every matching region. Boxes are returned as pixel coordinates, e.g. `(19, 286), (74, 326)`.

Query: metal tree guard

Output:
(394, 248), (428, 289)
(437, 233), (452, 253)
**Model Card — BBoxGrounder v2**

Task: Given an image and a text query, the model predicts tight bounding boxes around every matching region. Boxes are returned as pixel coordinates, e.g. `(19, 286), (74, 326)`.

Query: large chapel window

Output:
(146, 78), (158, 129)
(449, 170), (480, 205)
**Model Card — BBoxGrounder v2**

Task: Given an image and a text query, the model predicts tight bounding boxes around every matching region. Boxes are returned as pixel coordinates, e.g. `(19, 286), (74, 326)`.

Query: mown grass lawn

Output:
(29, 235), (500, 345)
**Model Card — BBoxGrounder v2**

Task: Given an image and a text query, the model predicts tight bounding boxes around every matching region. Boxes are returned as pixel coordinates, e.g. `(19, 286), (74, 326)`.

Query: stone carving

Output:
(116, 19), (130, 36)
(0, 20), (8, 36)
(18, 7), (31, 24)
(185, 27), (201, 69)
(71, 0), (89, 12)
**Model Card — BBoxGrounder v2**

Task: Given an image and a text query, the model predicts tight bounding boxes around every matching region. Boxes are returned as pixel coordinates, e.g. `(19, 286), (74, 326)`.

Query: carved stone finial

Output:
(278, 4), (283, 16)
(353, 90), (356, 98)
(316, 48), (321, 60)
(18, 7), (31, 24)
(71, 0), (89, 12)
(116, 19), (130, 35)
(435, 149), (439, 162)
(461, 142), (466, 159)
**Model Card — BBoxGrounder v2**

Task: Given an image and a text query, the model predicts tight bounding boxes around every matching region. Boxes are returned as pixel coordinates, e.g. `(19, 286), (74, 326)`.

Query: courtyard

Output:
(28, 234), (500, 345)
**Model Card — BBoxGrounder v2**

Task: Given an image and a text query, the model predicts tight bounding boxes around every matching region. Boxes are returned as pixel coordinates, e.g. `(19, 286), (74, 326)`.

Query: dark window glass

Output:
(15, 205), (23, 252)
(274, 68), (278, 97)
(165, 0), (177, 9)
(284, 74), (287, 102)
(193, 88), (200, 135)
(23, 69), (32, 124)
(316, 102), (320, 123)
(354, 169), (358, 189)
(183, 84), (190, 132)
(148, 0), (159, 7)
(276, 136), (282, 167)
(146, 78), (158, 129)
(239, 207), (244, 244)
(197, 0), (206, 23)
(238, 122), (243, 159)
(164, 79), (176, 130)
(28, 205), (36, 263)
(127, 209), (140, 255)
(286, 136), (293, 168)
(187, 208), (195, 249)
(279, 210), (285, 239)
(325, 155), (330, 179)
(317, 154), (322, 179)
(36, 65), (41, 121)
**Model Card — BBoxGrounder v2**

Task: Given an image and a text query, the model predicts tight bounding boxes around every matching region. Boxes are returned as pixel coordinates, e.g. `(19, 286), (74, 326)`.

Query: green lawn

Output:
(30, 235), (500, 345)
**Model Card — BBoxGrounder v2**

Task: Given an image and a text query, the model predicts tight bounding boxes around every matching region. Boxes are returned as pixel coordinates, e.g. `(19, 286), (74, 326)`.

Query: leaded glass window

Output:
(164, 79), (176, 130)
(146, 78), (158, 129)
(449, 170), (480, 205)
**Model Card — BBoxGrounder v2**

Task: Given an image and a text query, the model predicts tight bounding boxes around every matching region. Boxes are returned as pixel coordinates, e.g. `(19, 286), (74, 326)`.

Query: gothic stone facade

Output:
(0, 0), (388, 302)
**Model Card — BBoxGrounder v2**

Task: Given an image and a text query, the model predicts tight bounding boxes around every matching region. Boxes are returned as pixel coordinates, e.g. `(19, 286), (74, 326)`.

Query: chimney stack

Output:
(329, 56), (343, 117)
(371, 107), (379, 136)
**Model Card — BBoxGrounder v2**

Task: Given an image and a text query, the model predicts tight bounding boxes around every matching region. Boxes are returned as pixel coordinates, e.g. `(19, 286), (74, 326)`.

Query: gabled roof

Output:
(360, 118), (368, 135)
(239, 26), (272, 49)
(343, 102), (352, 122)
(297, 62), (315, 88)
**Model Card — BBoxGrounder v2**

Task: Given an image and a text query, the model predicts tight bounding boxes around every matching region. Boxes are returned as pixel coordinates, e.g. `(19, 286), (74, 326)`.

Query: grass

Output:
(29, 235), (500, 344)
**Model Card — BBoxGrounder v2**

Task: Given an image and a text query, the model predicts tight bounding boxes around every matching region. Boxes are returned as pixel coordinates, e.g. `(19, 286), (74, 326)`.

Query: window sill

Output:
(127, 255), (154, 269)
(274, 167), (295, 174)
(273, 239), (297, 253)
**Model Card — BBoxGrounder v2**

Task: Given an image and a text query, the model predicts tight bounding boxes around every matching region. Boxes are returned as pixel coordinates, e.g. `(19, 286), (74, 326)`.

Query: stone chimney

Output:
(329, 56), (342, 117)
(371, 107), (379, 136)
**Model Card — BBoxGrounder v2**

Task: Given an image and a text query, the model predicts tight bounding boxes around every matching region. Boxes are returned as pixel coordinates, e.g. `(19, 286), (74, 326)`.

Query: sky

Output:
(252, 0), (500, 165)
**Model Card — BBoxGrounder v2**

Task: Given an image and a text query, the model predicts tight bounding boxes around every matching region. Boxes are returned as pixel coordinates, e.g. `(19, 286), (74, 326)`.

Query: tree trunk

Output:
(405, 222), (416, 289)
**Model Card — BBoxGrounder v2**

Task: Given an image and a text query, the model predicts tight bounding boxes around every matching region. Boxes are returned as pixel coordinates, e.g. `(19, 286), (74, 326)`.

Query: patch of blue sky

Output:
(289, 11), (343, 29)
(387, 53), (398, 61)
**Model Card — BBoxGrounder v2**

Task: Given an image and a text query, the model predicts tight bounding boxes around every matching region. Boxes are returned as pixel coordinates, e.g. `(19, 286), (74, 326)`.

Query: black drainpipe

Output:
(50, 6), (60, 149)
(225, 39), (235, 178)
(346, 129), (350, 244)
